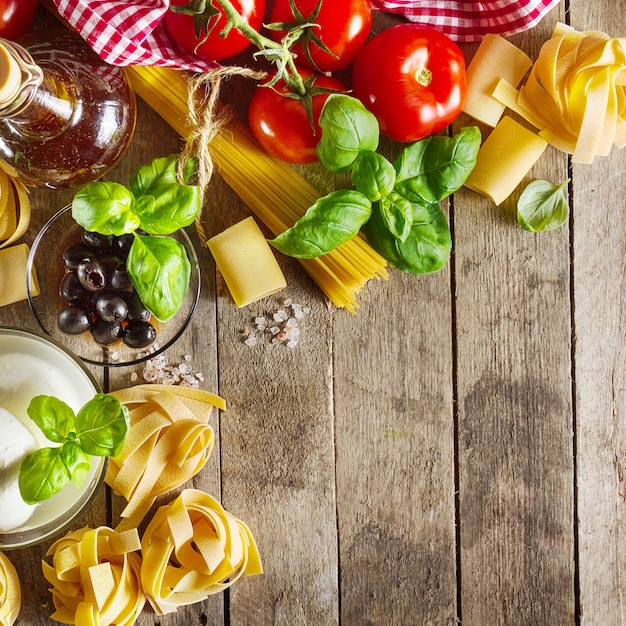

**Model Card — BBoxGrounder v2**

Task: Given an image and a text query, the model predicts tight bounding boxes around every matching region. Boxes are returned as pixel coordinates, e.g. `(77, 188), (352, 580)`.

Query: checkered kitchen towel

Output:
(52, 0), (559, 70)
(370, 0), (560, 41)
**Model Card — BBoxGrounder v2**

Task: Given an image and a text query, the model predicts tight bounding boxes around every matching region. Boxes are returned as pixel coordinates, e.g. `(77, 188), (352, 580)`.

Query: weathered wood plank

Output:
(453, 6), (576, 623)
(570, 2), (626, 623)
(209, 175), (340, 624)
(334, 265), (457, 625)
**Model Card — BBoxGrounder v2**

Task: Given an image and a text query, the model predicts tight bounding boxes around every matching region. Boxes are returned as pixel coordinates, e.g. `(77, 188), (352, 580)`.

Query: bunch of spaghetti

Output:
(126, 65), (388, 312)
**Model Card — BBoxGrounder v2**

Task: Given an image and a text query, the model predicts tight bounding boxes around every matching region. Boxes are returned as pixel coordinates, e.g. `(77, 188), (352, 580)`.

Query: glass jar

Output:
(0, 30), (136, 189)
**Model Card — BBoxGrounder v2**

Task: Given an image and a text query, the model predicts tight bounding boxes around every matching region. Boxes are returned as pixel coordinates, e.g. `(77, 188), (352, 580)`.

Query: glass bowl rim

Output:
(0, 324), (107, 550)
(25, 204), (201, 368)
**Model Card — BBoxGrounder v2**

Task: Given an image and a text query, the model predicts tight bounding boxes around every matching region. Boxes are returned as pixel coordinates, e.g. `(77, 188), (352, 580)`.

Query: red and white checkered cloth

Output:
(52, 0), (559, 70)
(370, 0), (560, 41)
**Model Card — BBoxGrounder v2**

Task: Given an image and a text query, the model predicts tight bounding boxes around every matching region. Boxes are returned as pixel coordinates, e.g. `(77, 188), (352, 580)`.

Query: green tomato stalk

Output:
(172, 0), (310, 96)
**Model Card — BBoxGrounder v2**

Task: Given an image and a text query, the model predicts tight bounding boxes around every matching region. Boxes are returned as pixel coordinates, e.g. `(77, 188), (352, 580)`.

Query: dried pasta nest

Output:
(106, 385), (224, 530)
(0, 164), (30, 250)
(42, 526), (145, 626)
(0, 551), (20, 626)
(140, 489), (263, 615)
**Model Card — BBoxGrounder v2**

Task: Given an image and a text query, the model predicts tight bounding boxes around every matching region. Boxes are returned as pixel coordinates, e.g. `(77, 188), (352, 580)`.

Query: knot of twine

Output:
(178, 66), (266, 245)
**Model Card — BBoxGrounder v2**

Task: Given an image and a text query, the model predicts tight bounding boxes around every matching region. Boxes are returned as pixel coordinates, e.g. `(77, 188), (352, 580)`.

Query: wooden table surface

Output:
(2, 1), (625, 624)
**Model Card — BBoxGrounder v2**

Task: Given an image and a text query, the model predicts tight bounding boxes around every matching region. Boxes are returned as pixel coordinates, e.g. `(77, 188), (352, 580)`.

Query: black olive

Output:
(59, 272), (90, 304)
(99, 252), (125, 274)
(123, 320), (157, 349)
(125, 292), (151, 322)
(62, 243), (93, 270)
(112, 233), (134, 258)
(81, 229), (113, 250)
(90, 319), (123, 345)
(110, 267), (134, 292)
(76, 258), (107, 292)
(58, 305), (92, 335)
(94, 293), (129, 323)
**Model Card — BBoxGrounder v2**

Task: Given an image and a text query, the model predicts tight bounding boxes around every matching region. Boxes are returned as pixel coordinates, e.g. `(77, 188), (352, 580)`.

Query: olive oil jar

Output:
(0, 30), (136, 189)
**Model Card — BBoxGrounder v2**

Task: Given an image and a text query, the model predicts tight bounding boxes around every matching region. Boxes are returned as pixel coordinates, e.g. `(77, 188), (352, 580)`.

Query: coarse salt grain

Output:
(242, 298), (310, 348)
(137, 351), (205, 387)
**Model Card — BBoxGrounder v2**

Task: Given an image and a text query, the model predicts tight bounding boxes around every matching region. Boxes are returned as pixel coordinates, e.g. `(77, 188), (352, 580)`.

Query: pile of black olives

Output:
(58, 229), (157, 349)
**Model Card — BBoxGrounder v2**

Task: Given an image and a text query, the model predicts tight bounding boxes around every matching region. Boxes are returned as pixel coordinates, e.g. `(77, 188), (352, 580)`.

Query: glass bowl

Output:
(0, 326), (105, 549)
(26, 205), (200, 367)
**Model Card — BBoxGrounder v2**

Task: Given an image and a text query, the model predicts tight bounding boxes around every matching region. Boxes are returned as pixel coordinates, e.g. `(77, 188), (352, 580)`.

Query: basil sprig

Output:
(71, 155), (200, 321)
(268, 94), (481, 274)
(18, 394), (129, 505)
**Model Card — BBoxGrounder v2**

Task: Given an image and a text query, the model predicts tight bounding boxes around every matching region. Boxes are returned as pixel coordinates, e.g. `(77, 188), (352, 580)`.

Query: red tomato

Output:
(269, 0), (372, 72)
(163, 0), (264, 61)
(0, 0), (38, 40)
(248, 68), (346, 164)
(351, 24), (467, 143)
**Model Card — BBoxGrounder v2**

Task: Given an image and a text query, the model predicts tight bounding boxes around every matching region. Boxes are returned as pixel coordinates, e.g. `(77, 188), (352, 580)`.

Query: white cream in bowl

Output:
(0, 328), (104, 545)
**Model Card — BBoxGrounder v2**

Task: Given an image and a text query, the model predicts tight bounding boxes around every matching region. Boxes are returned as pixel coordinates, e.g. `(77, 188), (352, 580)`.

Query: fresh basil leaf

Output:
(60, 441), (91, 488)
(128, 154), (200, 234)
(364, 199), (452, 274)
(18, 447), (71, 504)
(72, 181), (140, 236)
(517, 179), (570, 232)
(394, 126), (482, 203)
(27, 395), (76, 444)
(351, 151), (396, 202)
(316, 94), (379, 174)
(127, 234), (191, 322)
(379, 192), (414, 243)
(133, 184), (201, 235)
(270, 189), (372, 258)
(75, 393), (129, 457)
(129, 154), (194, 197)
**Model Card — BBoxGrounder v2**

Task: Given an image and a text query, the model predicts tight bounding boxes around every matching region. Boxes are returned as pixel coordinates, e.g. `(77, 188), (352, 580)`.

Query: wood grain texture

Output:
(571, 4), (626, 625)
(334, 267), (457, 626)
(453, 6), (577, 623)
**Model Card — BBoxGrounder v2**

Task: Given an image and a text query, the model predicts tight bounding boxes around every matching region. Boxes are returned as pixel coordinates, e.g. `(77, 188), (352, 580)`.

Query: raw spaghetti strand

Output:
(177, 66), (266, 243)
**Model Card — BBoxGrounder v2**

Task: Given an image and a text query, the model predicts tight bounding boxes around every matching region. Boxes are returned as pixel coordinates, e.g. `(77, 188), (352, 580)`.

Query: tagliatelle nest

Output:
(42, 526), (145, 626)
(0, 552), (20, 626)
(106, 385), (225, 530)
(140, 489), (263, 615)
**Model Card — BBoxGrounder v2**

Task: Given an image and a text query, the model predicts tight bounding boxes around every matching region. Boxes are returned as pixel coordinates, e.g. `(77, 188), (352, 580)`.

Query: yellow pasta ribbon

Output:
(42, 526), (145, 626)
(0, 165), (30, 250)
(0, 552), (20, 626)
(106, 385), (223, 530)
(491, 23), (626, 163)
(140, 489), (262, 615)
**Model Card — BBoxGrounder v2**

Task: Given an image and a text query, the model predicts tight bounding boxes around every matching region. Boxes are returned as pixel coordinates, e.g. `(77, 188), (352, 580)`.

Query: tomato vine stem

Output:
(210, 0), (308, 96)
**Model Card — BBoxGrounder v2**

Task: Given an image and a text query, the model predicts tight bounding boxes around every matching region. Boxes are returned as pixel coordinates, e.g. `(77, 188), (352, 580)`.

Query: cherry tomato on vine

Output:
(352, 24), (467, 143)
(163, 0), (265, 61)
(0, 0), (38, 40)
(248, 68), (346, 164)
(268, 0), (372, 72)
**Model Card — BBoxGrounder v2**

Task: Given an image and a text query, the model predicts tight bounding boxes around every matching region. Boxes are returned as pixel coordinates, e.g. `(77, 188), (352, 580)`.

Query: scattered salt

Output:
(137, 351), (204, 387)
(242, 298), (310, 348)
